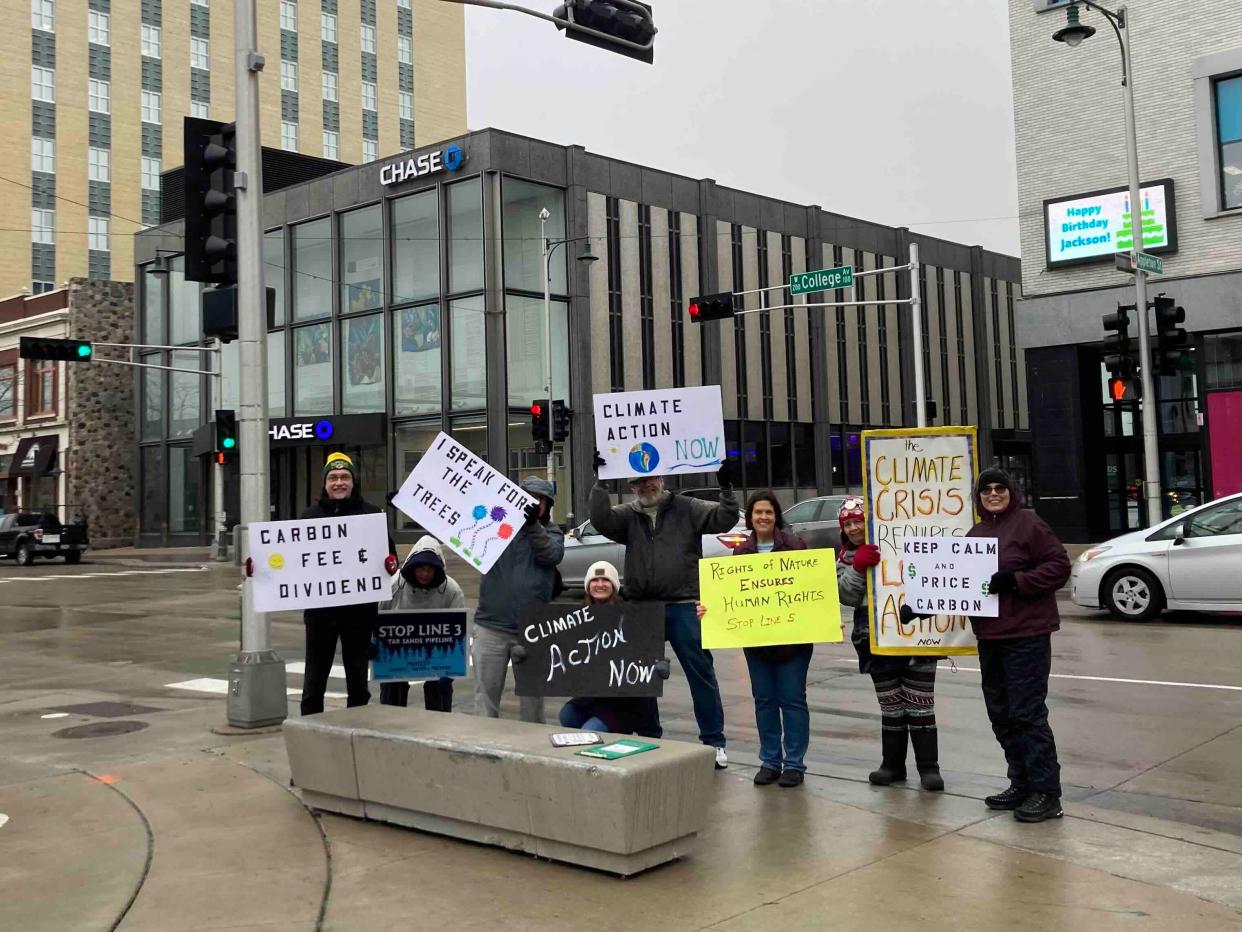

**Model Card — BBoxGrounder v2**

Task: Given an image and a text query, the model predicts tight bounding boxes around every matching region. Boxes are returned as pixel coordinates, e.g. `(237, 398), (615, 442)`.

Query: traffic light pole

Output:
(227, 0), (286, 728)
(540, 209), (556, 500)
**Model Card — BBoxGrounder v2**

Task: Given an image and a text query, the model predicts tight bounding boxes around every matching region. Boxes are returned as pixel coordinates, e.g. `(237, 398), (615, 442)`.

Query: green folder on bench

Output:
(575, 739), (659, 760)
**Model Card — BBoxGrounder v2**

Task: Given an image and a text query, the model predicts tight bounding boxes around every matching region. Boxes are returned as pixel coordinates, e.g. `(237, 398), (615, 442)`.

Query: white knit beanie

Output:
(583, 560), (620, 595)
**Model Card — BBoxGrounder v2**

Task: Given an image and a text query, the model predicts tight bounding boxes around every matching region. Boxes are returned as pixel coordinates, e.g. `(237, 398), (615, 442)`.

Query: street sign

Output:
(1114, 251), (1163, 275)
(789, 265), (853, 296)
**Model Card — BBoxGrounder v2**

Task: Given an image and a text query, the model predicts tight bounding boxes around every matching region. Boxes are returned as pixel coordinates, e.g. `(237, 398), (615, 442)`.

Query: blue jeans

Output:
(744, 646), (813, 772)
(559, 704), (608, 732)
(663, 601), (726, 748)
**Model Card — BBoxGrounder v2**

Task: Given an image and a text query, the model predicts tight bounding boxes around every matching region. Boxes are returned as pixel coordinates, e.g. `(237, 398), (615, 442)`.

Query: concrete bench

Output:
(283, 705), (716, 876)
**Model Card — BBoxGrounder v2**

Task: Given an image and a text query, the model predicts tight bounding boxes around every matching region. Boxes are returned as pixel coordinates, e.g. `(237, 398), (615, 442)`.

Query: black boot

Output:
(869, 725), (908, 785)
(423, 679), (454, 712)
(910, 727), (944, 791)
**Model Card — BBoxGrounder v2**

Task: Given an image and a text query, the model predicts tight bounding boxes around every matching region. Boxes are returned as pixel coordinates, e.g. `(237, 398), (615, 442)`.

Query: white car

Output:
(1071, 492), (1242, 621)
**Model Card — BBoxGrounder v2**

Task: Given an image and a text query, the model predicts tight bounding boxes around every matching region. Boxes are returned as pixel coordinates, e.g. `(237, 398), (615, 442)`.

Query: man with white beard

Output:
(588, 456), (739, 768)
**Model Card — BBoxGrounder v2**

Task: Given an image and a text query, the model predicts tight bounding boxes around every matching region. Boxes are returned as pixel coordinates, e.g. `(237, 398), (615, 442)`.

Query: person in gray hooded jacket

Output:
(472, 475), (564, 723)
(378, 535), (466, 712)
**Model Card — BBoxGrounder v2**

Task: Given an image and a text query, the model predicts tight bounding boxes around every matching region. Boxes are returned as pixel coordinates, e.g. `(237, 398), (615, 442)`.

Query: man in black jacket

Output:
(299, 452), (396, 716)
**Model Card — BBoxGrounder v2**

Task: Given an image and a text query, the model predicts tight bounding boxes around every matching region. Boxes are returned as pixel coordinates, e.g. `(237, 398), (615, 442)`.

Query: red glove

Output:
(852, 544), (881, 570)
(384, 554), (399, 576)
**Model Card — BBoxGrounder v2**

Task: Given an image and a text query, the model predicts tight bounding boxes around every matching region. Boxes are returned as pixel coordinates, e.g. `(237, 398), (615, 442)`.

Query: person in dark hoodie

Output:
(965, 467), (1071, 823)
(299, 452), (396, 716)
(840, 498), (945, 791)
(378, 536), (466, 712)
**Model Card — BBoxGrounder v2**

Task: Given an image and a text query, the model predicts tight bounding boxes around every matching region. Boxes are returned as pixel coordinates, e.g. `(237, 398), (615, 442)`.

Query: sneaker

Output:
(984, 785), (1028, 810)
(1014, 793), (1063, 823)
(778, 769), (804, 788)
(714, 747), (728, 770)
(753, 765), (781, 786)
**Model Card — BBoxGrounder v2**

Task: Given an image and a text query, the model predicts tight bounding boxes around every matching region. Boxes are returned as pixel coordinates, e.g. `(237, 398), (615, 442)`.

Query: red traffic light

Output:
(530, 403), (543, 416)
(688, 302), (700, 319)
(1108, 377), (1128, 401)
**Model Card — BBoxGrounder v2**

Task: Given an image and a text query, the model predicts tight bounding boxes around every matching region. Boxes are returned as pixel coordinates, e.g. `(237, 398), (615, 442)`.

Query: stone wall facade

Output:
(66, 278), (137, 549)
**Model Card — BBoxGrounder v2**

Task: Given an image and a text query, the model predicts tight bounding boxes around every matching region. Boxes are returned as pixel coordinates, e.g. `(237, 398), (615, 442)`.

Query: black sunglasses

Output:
(981, 484), (1009, 495)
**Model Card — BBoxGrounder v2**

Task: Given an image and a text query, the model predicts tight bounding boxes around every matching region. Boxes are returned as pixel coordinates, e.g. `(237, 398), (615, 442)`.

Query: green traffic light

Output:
(76, 343), (92, 358)
(222, 437), (236, 449)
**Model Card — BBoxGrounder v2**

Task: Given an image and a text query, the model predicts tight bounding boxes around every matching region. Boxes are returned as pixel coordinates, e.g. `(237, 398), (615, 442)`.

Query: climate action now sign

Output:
(789, 265), (853, 296)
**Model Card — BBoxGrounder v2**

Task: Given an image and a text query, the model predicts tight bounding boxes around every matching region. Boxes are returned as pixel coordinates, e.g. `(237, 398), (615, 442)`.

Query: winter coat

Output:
(837, 540), (909, 675)
(475, 476), (565, 635)
(734, 528), (813, 663)
(965, 480), (1071, 640)
(382, 536), (467, 613)
(588, 483), (739, 601)
(299, 490), (393, 629)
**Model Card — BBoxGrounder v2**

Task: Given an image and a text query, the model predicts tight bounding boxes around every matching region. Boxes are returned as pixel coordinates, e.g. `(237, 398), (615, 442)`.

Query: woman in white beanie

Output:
(558, 561), (660, 736)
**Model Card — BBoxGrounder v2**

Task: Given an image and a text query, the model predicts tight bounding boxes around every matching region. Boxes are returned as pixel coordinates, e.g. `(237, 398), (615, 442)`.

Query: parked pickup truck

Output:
(0, 512), (89, 565)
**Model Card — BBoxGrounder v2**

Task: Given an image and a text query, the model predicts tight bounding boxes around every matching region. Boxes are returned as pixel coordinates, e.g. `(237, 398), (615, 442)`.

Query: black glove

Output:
(655, 658), (671, 680)
(523, 501), (542, 524)
(899, 604), (932, 625)
(592, 449), (607, 473)
(716, 459), (737, 489)
(987, 570), (1017, 595)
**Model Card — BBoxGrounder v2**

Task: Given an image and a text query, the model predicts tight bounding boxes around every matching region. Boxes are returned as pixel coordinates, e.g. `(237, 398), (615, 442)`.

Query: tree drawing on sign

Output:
(451, 504), (512, 567)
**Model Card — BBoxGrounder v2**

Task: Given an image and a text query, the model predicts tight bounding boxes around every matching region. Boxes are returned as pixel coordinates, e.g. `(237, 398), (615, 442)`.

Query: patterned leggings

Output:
(869, 660), (938, 733)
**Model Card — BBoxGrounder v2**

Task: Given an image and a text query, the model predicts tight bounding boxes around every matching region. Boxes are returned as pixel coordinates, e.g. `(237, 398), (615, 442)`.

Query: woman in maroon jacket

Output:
(698, 492), (811, 787)
(966, 467), (1071, 823)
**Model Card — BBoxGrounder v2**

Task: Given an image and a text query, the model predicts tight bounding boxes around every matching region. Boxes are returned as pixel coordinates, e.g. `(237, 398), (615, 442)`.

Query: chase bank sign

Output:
(379, 144), (464, 186)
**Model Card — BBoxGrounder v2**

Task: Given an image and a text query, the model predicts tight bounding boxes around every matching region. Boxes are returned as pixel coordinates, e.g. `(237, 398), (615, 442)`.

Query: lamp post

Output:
(1052, 1), (1162, 527)
(538, 208), (598, 508)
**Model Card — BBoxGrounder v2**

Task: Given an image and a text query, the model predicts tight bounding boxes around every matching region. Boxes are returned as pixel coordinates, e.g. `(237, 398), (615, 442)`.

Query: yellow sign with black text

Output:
(698, 549), (842, 649)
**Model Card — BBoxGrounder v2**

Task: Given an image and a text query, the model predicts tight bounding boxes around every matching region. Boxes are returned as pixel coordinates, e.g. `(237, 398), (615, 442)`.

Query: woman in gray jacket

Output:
(379, 536), (466, 712)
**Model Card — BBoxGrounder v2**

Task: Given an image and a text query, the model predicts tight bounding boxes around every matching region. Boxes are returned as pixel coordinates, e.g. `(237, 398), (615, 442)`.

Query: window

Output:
(190, 100), (209, 118)
(360, 23), (376, 53)
(1215, 76), (1242, 210)
(32, 137), (55, 174)
(31, 209), (54, 245)
(361, 81), (377, 111)
(191, 37), (209, 70)
(322, 71), (337, 101)
(398, 0), (411, 8)
(27, 359), (57, 417)
(398, 35), (412, 64)
(321, 12), (337, 42)
(281, 121), (298, 151)
(448, 180), (484, 293)
(32, 281), (54, 295)
(267, 330), (286, 416)
(505, 294), (568, 405)
(31, 0), (54, 31)
(399, 90), (412, 119)
(1188, 498), (1242, 537)
(341, 314), (385, 413)
(88, 217), (109, 251)
(281, 60), (298, 91)
(142, 267), (165, 344)
(88, 10), (109, 45)
(392, 188), (439, 304)
(169, 351), (201, 439)
(292, 218), (332, 320)
(263, 229), (287, 327)
(141, 24), (161, 58)
(293, 323), (333, 415)
(0, 364), (16, 419)
(89, 79), (110, 114)
(191, 0), (208, 6)
(362, 139), (377, 163)
(340, 205), (383, 314)
(280, 0), (297, 30)
(140, 90), (160, 123)
(168, 447), (202, 535)
(502, 178), (565, 293)
(393, 304), (442, 415)
(32, 66), (55, 103)
(88, 147), (109, 182)
(322, 130), (339, 159)
(450, 299), (486, 410)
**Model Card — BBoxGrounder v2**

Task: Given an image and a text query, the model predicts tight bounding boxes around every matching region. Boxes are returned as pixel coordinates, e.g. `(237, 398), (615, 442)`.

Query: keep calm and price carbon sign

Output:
(789, 265), (853, 297)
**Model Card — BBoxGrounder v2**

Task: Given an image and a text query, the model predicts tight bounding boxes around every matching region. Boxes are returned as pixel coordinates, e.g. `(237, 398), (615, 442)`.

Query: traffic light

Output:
(688, 292), (736, 324)
(1151, 293), (1188, 375)
(19, 336), (94, 362)
(553, 0), (655, 63)
(214, 409), (237, 462)
(551, 399), (571, 443)
(1101, 303), (1135, 378)
(184, 117), (237, 286)
(1108, 376), (1139, 402)
(530, 399), (551, 450)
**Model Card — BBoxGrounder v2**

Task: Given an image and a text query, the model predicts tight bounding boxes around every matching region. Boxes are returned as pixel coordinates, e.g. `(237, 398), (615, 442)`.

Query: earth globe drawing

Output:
(628, 442), (660, 474)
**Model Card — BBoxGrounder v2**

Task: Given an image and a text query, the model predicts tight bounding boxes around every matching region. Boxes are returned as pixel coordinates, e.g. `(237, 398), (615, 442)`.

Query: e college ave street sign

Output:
(789, 265), (854, 297)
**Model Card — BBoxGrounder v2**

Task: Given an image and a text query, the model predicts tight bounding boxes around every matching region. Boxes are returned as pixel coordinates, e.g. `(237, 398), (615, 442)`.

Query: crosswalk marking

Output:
(285, 661), (347, 679)
(165, 677), (349, 700)
(0, 566), (211, 584)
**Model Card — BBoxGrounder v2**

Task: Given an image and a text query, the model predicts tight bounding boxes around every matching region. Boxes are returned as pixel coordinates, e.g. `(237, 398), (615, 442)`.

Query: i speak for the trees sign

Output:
(248, 513), (391, 612)
(391, 431), (535, 574)
(593, 385), (725, 481)
(861, 426), (979, 656)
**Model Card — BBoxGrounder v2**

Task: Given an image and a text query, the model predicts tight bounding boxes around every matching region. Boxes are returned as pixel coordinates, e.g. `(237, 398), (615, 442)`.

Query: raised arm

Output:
(588, 482), (631, 543)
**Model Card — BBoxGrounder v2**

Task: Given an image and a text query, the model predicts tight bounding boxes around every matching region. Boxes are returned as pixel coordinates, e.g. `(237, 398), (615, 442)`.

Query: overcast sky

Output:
(463, 0), (1021, 256)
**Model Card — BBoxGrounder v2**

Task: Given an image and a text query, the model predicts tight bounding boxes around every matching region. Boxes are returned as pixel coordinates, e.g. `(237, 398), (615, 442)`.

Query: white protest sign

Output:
(249, 512), (391, 612)
(593, 385), (725, 481)
(391, 431), (535, 574)
(901, 536), (999, 618)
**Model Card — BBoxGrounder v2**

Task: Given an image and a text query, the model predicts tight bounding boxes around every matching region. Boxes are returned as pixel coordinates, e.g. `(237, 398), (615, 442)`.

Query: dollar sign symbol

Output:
(981, 581), (990, 595)
(907, 563), (915, 579)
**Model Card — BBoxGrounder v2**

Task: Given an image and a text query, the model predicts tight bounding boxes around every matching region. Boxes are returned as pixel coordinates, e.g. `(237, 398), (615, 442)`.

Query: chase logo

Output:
(443, 144), (463, 172)
(380, 145), (466, 186)
(314, 419), (335, 441)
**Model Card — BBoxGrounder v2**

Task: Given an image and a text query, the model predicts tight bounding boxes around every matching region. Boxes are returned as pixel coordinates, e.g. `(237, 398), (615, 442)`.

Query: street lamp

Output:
(1052, 1), (1162, 527)
(538, 207), (598, 504)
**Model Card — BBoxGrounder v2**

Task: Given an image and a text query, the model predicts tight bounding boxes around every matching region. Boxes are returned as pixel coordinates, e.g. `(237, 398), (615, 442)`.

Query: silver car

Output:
(1070, 492), (1242, 621)
(559, 512), (748, 595)
(783, 495), (851, 550)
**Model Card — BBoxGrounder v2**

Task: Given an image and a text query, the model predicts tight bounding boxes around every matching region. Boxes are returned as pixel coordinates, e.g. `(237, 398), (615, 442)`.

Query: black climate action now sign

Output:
(513, 602), (665, 698)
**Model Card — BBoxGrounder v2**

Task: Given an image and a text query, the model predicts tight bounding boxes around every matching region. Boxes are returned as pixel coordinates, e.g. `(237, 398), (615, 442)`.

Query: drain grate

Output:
(46, 701), (166, 719)
(52, 721), (150, 739)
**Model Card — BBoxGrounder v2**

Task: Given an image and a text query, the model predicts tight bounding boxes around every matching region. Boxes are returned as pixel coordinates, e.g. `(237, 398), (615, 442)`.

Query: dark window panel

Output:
(32, 31), (55, 68)
(89, 45), (111, 81)
(362, 110), (378, 139)
(281, 30), (298, 61)
(141, 122), (161, 157)
(141, 0), (161, 26)
(282, 91), (299, 122)
(88, 250), (111, 280)
(190, 68), (210, 99)
(88, 181), (111, 217)
(31, 173), (56, 210)
(142, 57), (162, 92)
(322, 42), (338, 72)
(190, 6), (209, 38)
(361, 53), (377, 82)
